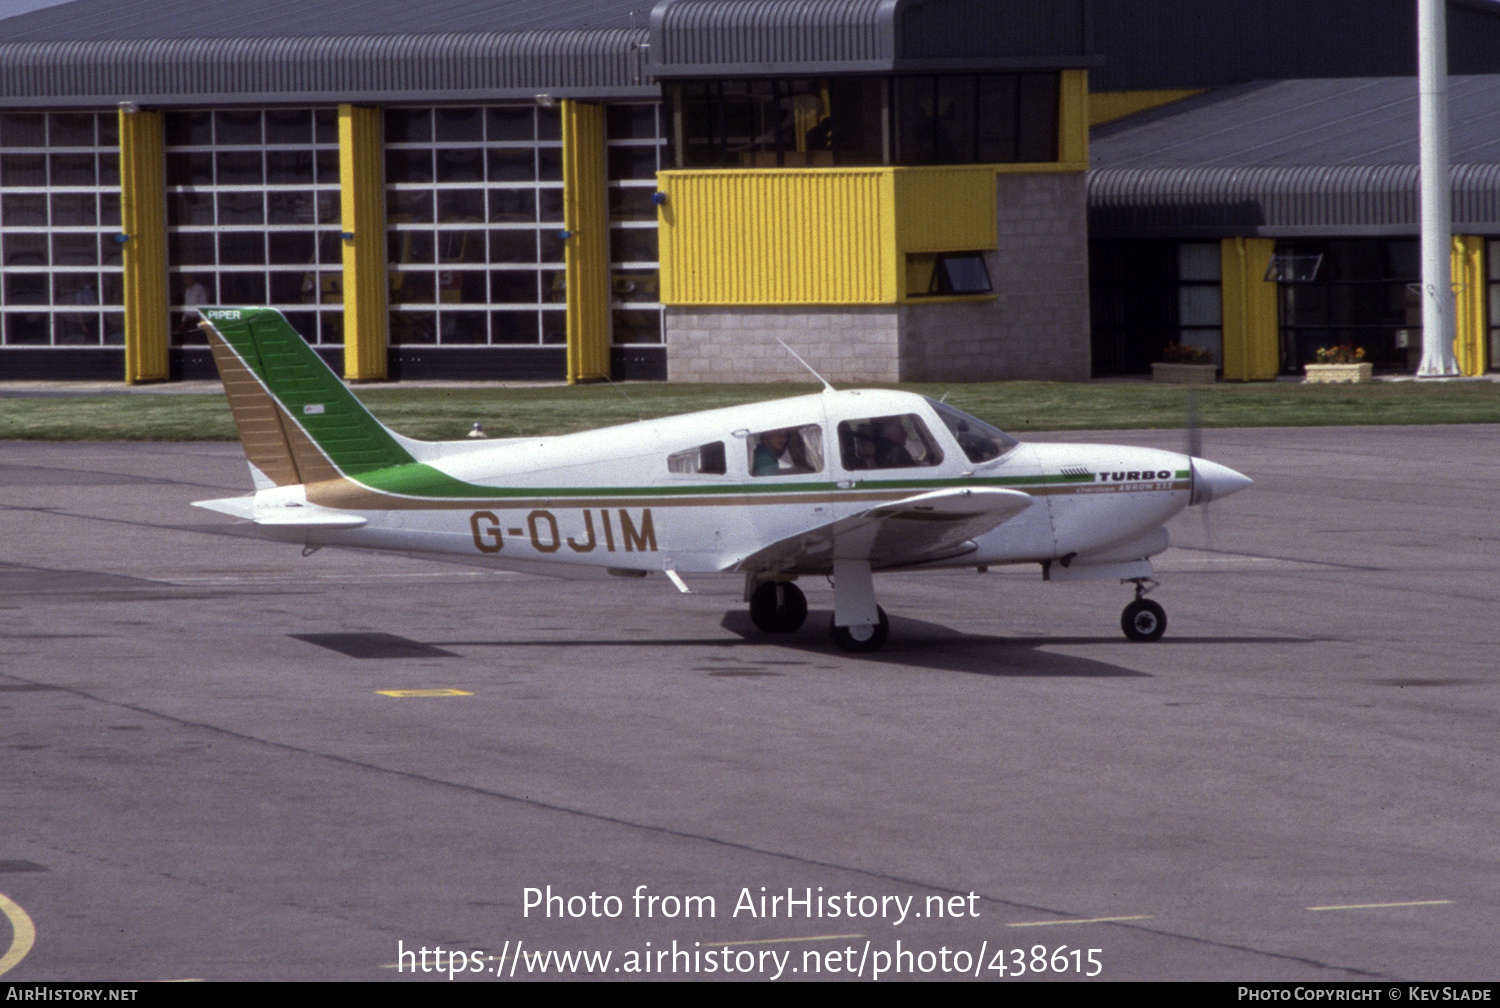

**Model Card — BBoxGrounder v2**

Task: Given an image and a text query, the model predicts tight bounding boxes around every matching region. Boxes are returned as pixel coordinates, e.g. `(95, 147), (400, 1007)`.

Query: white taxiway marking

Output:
(1307, 900), (1453, 912)
(166, 571), (511, 586)
(702, 933), (865, 947)
(1006, 914), (1152, 927)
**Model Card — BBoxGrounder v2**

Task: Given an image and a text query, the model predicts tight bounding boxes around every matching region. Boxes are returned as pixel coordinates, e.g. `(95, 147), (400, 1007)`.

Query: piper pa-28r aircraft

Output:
(193, 308), (1251, 653)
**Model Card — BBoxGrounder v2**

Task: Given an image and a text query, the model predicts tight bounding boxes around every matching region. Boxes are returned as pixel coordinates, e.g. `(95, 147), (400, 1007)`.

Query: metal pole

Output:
(1417, 0), (1458, 376)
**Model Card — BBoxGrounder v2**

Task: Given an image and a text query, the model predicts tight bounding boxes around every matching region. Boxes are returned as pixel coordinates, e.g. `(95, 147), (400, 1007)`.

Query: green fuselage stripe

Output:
(348, 465), (1194, 502)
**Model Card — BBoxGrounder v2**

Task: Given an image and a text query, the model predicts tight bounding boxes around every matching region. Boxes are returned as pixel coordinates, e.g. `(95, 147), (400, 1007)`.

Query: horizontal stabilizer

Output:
(193, 495), (368, 529)
(733, 486), (1035, 574)
(192, 497), (256, 520)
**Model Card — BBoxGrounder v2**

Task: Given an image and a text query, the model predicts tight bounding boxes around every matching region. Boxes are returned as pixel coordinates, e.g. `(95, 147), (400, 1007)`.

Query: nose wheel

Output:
(1121, 599), (1166, 641)
(1120, 580), (1166, 642)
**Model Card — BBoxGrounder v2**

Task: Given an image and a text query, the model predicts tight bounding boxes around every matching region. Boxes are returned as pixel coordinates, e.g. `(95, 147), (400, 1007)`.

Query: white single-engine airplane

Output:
(193, 308), (1251, 652)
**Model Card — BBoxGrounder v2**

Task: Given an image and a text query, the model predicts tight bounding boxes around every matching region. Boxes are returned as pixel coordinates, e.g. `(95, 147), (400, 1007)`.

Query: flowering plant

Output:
(1158, 342), (1214, 365)
(1314, 344), (1366, 364)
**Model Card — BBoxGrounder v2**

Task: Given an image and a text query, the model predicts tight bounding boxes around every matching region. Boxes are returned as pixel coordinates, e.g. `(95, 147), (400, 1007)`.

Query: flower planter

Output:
(1304, 363), (1373, 384)
(1151, 362), (1217, 384)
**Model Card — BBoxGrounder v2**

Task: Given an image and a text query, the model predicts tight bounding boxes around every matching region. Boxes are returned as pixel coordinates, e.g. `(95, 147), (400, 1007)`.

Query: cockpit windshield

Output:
(925, 398), (1018, 464)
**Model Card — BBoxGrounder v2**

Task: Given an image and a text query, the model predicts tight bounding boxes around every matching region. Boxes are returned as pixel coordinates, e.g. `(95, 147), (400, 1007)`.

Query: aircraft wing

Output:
(732, 486), (1034, 574)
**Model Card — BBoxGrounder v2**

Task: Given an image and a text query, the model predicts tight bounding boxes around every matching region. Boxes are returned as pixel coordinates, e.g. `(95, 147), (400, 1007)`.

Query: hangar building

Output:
(0, 0), (1496, 384)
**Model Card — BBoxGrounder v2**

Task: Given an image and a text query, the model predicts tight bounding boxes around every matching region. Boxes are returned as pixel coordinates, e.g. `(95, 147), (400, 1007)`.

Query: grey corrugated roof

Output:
(0, 0), (650, 40)
(0, 0), (659, 104)
(1093, 77), (1500, 169)
(0, 0), (1091, 107)
(1089, 77), (1500, 236)
(649, 0), (1089, 77)
(0, 0), (659, 105)
(0, 30), (654, 107)
(1090, 164), (1500, 237)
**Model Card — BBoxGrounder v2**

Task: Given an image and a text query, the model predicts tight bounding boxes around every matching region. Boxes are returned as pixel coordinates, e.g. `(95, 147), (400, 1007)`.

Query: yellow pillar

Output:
(338, 105), (388, 381)
(1058, 69), (1089, 166)
(1452, 235), (1486, 376)
(1220, 237), (1279, 381)
(118, 109), (168, 383)
(561, 99), (610, 383)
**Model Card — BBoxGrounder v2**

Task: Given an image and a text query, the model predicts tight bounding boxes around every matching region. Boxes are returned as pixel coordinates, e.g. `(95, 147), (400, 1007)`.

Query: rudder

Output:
(199, 307), (415, 485)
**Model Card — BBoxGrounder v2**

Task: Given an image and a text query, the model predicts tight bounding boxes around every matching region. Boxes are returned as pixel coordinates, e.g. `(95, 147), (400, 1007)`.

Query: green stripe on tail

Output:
(200, 307), (415, 476)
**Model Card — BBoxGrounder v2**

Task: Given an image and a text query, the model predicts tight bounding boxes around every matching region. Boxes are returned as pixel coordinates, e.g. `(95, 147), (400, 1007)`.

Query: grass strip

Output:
(0, 379), (1496, 442)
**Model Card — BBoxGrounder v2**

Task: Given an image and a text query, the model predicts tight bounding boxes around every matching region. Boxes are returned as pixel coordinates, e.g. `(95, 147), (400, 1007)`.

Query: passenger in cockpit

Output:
(752, 429), (795, 475)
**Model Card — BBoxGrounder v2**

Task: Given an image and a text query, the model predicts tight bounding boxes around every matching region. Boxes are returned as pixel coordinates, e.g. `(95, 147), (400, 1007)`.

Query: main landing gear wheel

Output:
(830, 606), (889, 653)
(1121, 598), (1166, 642)
(749, 580), (808, 634)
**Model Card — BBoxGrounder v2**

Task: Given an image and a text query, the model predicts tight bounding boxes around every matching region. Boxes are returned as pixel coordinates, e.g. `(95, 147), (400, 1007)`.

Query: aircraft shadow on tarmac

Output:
(300, 625), (1138, 677)
(718, 611), (1308, 677)
(291, 623), (1120, 676)
(716, 611), (1150, 677)
(297, 617), (1306, 678)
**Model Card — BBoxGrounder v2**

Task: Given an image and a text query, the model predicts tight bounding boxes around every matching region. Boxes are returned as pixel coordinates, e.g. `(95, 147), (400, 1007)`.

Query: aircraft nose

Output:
(1189, 457), (1253, 505)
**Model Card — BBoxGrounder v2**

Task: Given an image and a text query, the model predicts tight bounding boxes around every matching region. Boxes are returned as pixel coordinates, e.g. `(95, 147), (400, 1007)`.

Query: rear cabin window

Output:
(748, 424), (824, 476)
(838, 414), (943, 470)
(667, 441), (726, 475)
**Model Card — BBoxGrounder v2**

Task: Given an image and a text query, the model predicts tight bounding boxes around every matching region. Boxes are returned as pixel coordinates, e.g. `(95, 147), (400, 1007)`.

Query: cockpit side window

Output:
(668, 441), (726, 475)
(837, 414), (943, 470)
(748, 424), (824, 477)
(926, 398), (1017, 463)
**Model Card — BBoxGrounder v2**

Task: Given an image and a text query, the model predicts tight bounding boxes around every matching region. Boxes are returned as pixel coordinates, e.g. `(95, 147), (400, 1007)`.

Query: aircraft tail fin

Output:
(199, 307), (416, 487)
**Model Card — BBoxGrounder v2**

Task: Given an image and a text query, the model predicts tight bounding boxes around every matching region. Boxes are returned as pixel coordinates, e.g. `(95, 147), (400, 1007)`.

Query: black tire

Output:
(1121, 598), (1167, 642)
(749, 580), (808, 634)
(830, 606), (889, 653)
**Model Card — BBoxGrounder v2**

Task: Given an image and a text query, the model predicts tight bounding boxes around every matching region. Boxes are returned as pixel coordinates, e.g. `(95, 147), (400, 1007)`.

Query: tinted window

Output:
(749, 425), (824, 476)
(838, 414), (942, 470)
(668, 442), (726, 475)
(926, 399), (1016, 463)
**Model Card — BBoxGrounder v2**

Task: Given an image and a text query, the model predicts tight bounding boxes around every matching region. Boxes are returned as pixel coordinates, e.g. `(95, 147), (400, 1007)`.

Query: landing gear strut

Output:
(746, 561), (893, 652)
(1120, 578), (1166, 642)
(828, 558), (888, 653)
(748, 579), (807, 633)
(830, 606), (888, 652)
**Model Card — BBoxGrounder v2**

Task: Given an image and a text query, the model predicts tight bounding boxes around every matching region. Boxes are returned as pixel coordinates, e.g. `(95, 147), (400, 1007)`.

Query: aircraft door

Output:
(744, 412), (831, 559)
(828, 410), (947, 513)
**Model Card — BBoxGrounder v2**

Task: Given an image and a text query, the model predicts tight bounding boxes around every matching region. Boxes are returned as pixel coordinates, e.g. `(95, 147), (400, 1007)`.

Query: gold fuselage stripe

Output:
(205, 321), (1191, 513)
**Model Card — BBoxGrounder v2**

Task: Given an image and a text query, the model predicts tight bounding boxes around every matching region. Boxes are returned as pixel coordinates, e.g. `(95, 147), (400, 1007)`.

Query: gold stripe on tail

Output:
(202, 319), (365, 493)
(203, 321), (303, 487)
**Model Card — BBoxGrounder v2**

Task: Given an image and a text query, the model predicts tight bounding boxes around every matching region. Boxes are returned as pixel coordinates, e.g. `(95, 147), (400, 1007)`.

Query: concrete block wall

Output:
(666, 305), (903, 383)
(898, 172), (1090, 381)
(664, 171), (1091, 383)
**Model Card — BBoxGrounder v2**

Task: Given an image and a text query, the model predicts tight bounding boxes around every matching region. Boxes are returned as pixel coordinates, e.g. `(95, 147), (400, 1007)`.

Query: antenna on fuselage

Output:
(599, 375), (645, 422)
(774, 337), (835, 393)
